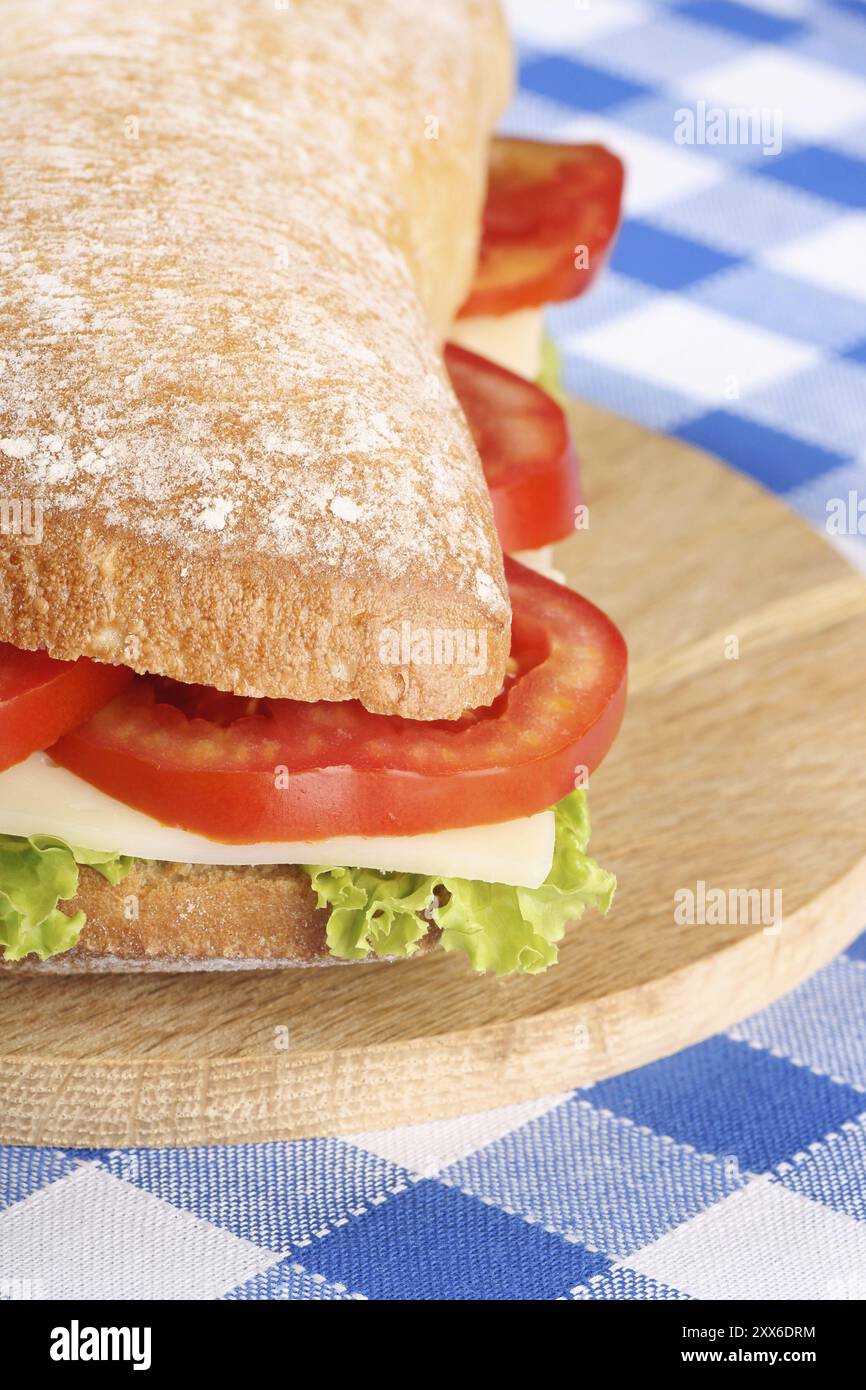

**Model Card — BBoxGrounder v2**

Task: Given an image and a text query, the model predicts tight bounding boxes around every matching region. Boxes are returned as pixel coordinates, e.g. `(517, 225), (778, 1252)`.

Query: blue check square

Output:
(672, 0), (806, 43)
(580, 1035), (866, 1173)
(442, 1095), (746, 1258)
(611, 219), (741, 289)
(776, 1116), (866, 1225)
(616, 95), (771, 166)
(675, 411), (848, 493)
(829, 0), (866, 23)
(0, 1147), (80, 1214)
(307, 1180), (611, 1301)
(563, 353), (699, 432)
(570, 1268), (691, 1300)
(732, 956), (866, 1094)
(225, 1257), (356, 1301)
(519, 55), (651, 112)
(757, 146), (866, 209)
(651, 171), (840, 256)
(740, 358), (866, 459)
(846, 928), (866, 964)
(99, 1139), (406, 1253)
(579, 13), (746, 85)
(691, 266), (866, 350)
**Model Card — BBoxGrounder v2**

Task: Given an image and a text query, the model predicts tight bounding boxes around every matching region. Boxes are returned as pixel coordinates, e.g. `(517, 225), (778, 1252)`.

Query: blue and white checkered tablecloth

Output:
(2, 0), (866, 1302)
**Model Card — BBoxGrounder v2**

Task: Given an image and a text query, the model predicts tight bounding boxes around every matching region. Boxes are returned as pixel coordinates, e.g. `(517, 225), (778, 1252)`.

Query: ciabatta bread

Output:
(0, 0), (512, 720)
(0, 861), (440, 972)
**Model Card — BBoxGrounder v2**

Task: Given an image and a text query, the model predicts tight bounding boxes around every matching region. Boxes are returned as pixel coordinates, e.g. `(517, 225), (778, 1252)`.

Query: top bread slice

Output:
(0, 0), (513, 720)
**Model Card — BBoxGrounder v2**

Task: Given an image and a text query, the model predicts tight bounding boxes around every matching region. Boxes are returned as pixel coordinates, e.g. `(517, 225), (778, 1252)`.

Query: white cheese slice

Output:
(511, 544), (566, 584)
(448, 307), (543, 380)
(0, 753), (555, 889)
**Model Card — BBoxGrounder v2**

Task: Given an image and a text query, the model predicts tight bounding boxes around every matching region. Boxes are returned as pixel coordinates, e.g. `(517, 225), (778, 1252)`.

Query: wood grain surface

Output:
(3, 400), (866, 1146)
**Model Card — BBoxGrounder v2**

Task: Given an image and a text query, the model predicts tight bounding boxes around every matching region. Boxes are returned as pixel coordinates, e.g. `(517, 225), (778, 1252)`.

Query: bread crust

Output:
(0, 0), (513, 719)
(0, 861), (440, 973)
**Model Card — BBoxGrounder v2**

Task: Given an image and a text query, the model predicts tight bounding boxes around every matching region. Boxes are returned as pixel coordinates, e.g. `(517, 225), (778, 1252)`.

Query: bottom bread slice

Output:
(2, 861), (440, 973)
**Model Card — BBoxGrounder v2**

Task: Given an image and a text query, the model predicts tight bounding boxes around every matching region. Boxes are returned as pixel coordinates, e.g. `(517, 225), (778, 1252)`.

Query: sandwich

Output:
(0, 0), (626, 974)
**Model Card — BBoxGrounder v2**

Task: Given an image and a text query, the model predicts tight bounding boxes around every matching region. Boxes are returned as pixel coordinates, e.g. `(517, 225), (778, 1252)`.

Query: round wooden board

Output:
(4, 402), (866, 1148)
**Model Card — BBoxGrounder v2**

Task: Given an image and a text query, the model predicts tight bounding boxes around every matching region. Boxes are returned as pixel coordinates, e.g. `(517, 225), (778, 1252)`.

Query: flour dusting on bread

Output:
(0, 0), (512, 717)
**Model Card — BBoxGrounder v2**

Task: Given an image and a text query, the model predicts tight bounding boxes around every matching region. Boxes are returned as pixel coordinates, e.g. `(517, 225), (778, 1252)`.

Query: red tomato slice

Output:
(50, 560), (627, 841)
(459, 138), (624, 318)
(445, 342), (582, 552)
(0, 644), (132, 772)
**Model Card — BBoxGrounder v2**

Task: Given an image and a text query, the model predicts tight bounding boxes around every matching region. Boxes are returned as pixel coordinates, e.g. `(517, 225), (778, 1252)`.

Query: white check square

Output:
(502, 0), (650, 51)
(349, 1093), (569, 1177)
(765, 215), (866, 304)
(566, 298), (818, 405)
(745, 0), (812, 13)
(676, 50), (866, 143)
(627, 1177), (866, 1300)
(0, 1165), (279, 1300)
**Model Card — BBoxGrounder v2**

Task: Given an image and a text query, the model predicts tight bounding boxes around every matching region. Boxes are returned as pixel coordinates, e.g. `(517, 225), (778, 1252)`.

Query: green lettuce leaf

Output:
(0, 788), (612, 973)
(536, 333), (568, 407)
(305, 790), (614, 976)
(0, 835), (134, 962)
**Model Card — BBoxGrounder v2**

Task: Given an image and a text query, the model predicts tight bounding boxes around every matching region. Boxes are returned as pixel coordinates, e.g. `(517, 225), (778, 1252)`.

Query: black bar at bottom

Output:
(2, 1296), (857, 1372)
